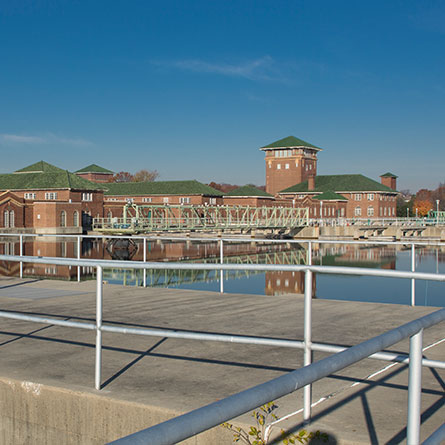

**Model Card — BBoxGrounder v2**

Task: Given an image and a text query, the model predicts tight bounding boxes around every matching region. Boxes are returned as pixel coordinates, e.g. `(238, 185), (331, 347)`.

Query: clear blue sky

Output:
(1, 0), (444, 192)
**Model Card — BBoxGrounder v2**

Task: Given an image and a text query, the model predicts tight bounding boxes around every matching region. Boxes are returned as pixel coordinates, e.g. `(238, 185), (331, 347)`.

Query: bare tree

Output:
(111, 171), (134, 183)
(133, 169), (159, 182)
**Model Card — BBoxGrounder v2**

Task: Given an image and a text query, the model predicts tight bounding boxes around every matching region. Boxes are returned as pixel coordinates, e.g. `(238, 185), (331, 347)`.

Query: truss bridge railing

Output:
(94, 204), (309, 233)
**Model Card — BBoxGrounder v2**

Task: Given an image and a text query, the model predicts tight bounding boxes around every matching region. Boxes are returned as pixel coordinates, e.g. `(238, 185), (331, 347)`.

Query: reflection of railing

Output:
(309, 217), (443, 227)
(0, 254), (444, 445)
(1, 232), (445, 305)
(103, 250), (308, 287)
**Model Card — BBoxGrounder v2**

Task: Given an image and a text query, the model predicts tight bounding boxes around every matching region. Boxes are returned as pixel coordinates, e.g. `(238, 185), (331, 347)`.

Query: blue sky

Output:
(1, 0), (444, 192)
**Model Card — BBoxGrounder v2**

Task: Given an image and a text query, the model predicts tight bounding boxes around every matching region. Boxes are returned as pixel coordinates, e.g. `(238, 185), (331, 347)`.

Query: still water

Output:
(0, 238), (444, 307)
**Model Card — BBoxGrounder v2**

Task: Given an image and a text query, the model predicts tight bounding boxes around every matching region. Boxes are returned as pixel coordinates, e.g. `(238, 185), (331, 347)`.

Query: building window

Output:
(9, 211), (14, 228)
(392, 207), (395, 216)
(82, 193), (93, 201)
(354, 194), (362, 201)
(309, 164), (312, 170)
(355, 207), (362, 216)
(163, 197), (169, 203)
(73, 211), (79, 227)
(368, 193), (374, 201)
(313, 207), (317, 216)
(45, 192), (58, 200)
(295, 160), (298, 167)
(24, 193), (36, 199)
(285, 163), (289, 170)
(180, 197), (191, 204)
(209, 198), (216, 205)
(367, 206), (374, 216)
(4, 210), (9, 228)
(107, 211), (112, 219)
(384, 207), (387, 216)
(142, 197), (152, 203)
(60, 210), (66, 227)
(341, 208), (345, 217)
(277, 164), (281, 170)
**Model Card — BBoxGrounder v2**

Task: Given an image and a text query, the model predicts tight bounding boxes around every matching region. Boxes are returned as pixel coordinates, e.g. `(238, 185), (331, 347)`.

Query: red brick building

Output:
(0, 161), (104, 233)
(75, 164), (114, 183)
(261, 136), (399, 218)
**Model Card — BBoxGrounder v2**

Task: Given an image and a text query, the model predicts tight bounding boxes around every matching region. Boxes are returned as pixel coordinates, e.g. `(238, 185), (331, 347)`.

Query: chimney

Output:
(380, 173), (398, 190)
(308, 175), (315, 191)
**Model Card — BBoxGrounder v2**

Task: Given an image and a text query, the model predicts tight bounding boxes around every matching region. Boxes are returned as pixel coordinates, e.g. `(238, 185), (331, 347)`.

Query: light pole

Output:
(436, 200), (440, 226)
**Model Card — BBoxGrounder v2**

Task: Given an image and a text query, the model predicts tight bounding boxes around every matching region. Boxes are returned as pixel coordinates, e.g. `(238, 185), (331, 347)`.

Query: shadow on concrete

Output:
(281, 362), (444, 445)
(100, 337), (167, 390)
(0, 279), (40, 289)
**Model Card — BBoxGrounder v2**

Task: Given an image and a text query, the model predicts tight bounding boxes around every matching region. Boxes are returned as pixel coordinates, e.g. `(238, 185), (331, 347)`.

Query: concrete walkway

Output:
(0, 277), (443, 444)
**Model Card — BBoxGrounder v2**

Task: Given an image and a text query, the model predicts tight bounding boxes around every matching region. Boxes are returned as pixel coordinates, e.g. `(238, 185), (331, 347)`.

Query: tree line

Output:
(397, 183), (445, 217)
(108, 169), (159, 183)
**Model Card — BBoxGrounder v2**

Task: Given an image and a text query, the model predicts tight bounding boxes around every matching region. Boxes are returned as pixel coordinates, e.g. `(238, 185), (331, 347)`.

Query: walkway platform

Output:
(0, 277), (443, 444)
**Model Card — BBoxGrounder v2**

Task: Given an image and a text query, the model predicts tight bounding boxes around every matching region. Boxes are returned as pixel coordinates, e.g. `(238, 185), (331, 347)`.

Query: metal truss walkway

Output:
(93, 204), (309, 234)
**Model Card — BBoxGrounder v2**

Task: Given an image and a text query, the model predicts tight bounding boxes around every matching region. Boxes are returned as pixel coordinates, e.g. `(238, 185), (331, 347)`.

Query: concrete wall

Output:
(0, 377), (234, 444)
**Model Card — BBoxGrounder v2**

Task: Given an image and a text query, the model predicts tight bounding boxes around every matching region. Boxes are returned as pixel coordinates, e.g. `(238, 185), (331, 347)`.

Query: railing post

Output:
(407, 328), (423, 445)
(19, 234), (23, 278)
(411, 244), (416, 306)
(303, 268), (313, 422)
(220, 239), (224, 293)
(77, 235), (81, 283)
(143, 237), (147, 288)
(308, 241), (312, 266)
(95, 265), (103, 390)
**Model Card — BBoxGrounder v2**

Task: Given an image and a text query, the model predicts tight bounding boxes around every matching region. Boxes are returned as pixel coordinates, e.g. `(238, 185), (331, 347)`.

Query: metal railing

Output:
(0, 253), (444, 444)
(111, 308), (445, 445)
(1, 231), (445, 305)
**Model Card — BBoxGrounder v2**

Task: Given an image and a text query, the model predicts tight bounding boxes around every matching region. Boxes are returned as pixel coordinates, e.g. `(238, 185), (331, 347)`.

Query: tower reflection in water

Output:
(0, 237), (415, 298)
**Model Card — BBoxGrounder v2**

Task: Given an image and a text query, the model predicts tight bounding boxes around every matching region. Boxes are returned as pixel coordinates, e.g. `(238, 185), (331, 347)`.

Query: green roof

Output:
(226, 185), (272, 197)
(0, 170), (104, 191)
(261, 136), (321, 150)
(104, 180), (223, 196)
(380, 172), (398, 178)
(75, 164), (114, 174)
(280, 174), (398, 193)
(312, 191), (348, 201)
(14, 161), (65, 174)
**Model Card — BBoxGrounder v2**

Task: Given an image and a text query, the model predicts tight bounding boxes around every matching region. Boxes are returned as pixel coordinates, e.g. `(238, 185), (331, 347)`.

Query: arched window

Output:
(355, 207), (362, 217)
(9, 211), (14, 228)
(73, 211), (79, 227)
(60, 210), (66, 227)
(4, 210), (9, 228)
(107, 211), (112, 219)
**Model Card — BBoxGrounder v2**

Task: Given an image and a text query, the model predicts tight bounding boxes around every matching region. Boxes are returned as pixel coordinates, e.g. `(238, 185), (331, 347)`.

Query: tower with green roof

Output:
(260, 136), (322, 195)
(75, 164), (114, 183)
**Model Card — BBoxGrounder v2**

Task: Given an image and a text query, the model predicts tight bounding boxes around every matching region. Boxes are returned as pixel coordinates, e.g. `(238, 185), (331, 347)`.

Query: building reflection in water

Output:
(1, 237), (442, 296)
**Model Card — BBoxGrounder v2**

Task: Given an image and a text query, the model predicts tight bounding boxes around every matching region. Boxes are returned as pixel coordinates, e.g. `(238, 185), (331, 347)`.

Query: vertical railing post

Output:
(95, 265), (103, 390)
(143, 237), (147, 288)
(411, 244), (416, 306)
(77, 235), (81, 283)
(220, 239), (224, 293)
(303, 268), (313, 422)
(407, 328), (423, 445)
(19, 234), (23, 278)
(308, 241), (312, 266)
